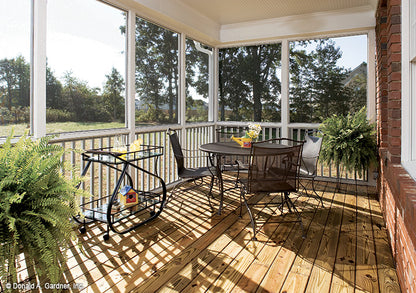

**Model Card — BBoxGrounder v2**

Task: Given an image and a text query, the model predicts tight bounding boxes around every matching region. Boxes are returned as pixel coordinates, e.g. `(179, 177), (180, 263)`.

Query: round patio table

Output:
(200, 142), (250, 214)
(200, 141), (252, 156)
(200, 141), (288, 214)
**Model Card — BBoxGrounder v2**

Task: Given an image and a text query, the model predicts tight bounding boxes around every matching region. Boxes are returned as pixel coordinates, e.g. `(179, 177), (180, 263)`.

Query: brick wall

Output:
(376, 0), (416, 291)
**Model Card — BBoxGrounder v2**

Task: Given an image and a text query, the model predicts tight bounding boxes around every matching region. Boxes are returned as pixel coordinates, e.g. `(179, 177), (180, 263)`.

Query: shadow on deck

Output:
(14, 177), (400, 292)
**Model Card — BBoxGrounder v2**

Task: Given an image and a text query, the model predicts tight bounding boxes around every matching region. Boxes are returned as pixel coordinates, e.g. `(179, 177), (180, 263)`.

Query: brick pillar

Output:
(376, 4), (388, 151)
(376, 0), (416, 290)
(386, 0), (402, 164)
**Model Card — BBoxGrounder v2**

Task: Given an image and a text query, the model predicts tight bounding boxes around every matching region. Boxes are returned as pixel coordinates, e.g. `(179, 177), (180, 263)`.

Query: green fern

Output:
(319, 107), (377, 177)
(0, 131), (86, 290)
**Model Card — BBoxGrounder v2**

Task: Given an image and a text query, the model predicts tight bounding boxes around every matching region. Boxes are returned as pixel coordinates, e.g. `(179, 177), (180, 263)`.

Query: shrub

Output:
(319, 107), (377, 177)
(0, 131), (86, 289)
(46, 108), (76, 122)
(0, 107), (30, 125)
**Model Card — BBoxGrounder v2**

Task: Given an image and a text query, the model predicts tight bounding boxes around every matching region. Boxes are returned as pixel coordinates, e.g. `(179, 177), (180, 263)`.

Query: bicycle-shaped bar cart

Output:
(74, 144), (166, 240)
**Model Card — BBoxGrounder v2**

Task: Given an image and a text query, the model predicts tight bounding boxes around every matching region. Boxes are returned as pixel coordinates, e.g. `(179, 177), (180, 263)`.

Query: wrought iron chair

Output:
(299, 132), (324, 207)
(239, 138), (305, 240)
(166, 129), (217, 210)
(215, 127), (248, 189)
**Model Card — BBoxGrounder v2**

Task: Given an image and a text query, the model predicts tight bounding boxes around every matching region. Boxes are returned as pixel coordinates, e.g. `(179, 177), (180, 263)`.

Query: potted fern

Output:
(319, 107), (377, 180)
(0, 132), (85, 290)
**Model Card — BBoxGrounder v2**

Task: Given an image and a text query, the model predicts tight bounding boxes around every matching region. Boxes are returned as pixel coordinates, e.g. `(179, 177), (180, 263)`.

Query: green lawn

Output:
(0, 122), (126, 138)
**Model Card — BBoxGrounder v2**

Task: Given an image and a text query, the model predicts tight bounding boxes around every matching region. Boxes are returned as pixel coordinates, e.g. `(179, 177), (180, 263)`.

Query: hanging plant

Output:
(319, 106), (377, 178)
(0, 131), (86, 290)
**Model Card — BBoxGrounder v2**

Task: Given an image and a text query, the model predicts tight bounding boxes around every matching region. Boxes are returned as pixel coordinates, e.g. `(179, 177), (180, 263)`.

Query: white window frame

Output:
(402, 0), (416, 179)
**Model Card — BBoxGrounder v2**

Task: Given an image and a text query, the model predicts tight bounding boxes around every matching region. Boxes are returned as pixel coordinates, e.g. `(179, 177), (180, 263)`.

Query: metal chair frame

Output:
(215, 127), (249, 191)
(239, 138), (305, 240)
(166, 129), (217, 211)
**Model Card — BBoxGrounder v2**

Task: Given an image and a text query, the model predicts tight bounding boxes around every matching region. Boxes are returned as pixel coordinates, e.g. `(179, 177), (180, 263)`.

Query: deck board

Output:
(330, 184), (357, 293)
(304, 183), (342, 293)
(14, 179), (401, 292)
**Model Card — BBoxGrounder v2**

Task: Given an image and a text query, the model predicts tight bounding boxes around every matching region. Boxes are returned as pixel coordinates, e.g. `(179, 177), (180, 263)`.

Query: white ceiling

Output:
(177, 0), (378, 25)
(128, 0), (377, 45)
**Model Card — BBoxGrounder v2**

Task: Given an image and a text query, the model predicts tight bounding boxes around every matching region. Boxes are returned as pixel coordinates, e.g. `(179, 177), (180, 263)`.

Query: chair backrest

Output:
(167, 129), (185, 173)
(248, 138), (303, 193)
(301, 135), (323, 176)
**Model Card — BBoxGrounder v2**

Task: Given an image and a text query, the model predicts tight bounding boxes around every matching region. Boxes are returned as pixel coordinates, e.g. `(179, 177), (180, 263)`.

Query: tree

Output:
(289, 42), (315, 122)
(61, 72), (110, 122)
(0, 58), (19, 110)
(46, 65), (63, 110)
(345, 64), (367, 113)
(103, 67), (125, 121)
(219, 47), (251, 121)
(185, 40), (211, 122)
(219, 44), (281, 122)
(0, 57), (30, 124)
(134, 18), (178, 123)
(14, 56), (30, 108)
(289, 39), (353, 122)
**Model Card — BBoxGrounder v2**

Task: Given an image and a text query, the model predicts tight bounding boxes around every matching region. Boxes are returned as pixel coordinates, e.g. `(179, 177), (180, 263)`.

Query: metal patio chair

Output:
(166, 128), (217, 211)
(239, 138), (305, 240)
(215, 127), (249, 189)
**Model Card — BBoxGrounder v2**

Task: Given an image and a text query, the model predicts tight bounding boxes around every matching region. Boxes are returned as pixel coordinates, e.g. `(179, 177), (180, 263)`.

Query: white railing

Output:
(52, 121), (368, 207)
(51, 124), (216, 207)
(217, 121), (368, 182)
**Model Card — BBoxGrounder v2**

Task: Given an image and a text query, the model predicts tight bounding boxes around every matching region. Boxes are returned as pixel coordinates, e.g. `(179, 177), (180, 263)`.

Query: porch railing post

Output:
(213, 47), (219, 141)
(367, 29), (376, 123)
(281, 39), (290, 143)
(179, 33), (187, 144)
(31, 0), (47, 139)
(126, 9), (136, 144)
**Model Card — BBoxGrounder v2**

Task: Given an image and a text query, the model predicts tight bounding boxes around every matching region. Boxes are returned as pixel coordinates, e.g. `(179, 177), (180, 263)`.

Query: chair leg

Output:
(208, 176), (214, 197)
(312, 177), (324, 208)
(165, 178), (215, 212)
(239, 187), (243, 218)
(284, 192), (293, 213)
(240, 191), (257, 241)
(164, 181), (182, 208)
(300, 177), (324, 208)
(284, 192), (306, 239)
(235, 161), (240, 188)
(205, 177), (215, 211)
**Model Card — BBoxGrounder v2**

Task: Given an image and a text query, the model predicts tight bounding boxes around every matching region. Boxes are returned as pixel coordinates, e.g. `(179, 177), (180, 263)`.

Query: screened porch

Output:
(1, 0), (403, 292)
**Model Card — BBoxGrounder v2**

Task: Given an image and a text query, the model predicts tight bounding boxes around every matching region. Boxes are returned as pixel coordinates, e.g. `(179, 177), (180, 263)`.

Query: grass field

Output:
(0, 122), (126, 137)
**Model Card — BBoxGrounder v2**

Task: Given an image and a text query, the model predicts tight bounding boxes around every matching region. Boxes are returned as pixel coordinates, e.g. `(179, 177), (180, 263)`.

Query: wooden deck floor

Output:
(16, 178), (401, 292)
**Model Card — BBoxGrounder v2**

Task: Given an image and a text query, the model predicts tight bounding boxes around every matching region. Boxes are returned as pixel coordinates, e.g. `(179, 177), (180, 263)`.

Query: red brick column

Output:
(376, 0), (416, 290)
(376, 3), (388, 152)
(386, 0), (402, 165)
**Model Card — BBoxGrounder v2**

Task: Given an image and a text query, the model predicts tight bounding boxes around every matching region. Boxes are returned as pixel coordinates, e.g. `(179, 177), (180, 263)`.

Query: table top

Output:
(83, 145), (163, 164)
(200, 142), (252, 156)
(200, 141), (291, 156)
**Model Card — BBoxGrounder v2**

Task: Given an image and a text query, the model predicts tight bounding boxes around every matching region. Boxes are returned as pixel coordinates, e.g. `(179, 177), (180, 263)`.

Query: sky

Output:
(1, 0), (367, 91)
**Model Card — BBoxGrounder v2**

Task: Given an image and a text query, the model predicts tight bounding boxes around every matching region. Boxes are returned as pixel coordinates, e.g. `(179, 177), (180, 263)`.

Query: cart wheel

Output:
(79, 227), (86, 234)
(150, 211), (156, 217)
(103, 234), (110, 241)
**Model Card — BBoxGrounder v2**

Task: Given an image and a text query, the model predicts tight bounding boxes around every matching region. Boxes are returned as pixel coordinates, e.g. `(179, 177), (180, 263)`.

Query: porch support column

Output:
(31, 0), (47, 138)
(179, 33), (187, 143)
(212, 47), (219, 141)
(281, 39), (290, 143)
(367, 29), (376, 122)
(367, 29), (377, 185)
(126, 10), (136, 144)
